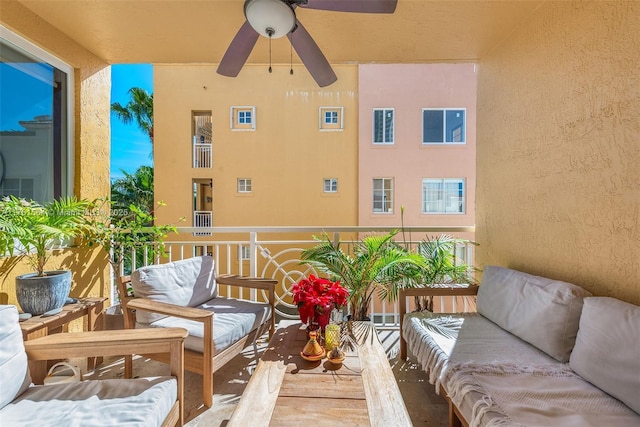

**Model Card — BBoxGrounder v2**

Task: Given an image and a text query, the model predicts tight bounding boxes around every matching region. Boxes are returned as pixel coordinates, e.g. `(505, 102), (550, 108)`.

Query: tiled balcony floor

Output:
(81, 328), (448, 426)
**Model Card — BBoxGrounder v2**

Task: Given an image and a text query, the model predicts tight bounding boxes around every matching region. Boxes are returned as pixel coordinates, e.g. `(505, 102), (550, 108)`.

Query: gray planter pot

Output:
(16, 270), (72, 315)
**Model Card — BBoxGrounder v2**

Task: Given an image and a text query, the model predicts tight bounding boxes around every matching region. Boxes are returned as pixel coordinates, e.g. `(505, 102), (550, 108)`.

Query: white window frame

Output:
(238, 245), (251, 261)
(323, 178), (338, 193)
(373, 108), (394, 144)
(422, 108), (466, 144)
(319, 107), (344, 131)
(237, 178), (252, 193)
(230, 106), (256, 130)
(372, 178), (394, 214)
(0, 25), (75, 197)
(422, 178), (466, 214)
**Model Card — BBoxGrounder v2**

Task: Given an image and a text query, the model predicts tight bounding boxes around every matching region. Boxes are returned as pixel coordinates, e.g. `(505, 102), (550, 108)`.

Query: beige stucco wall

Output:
(154, 64), (359, 229)
(0, 0), (112, 309)
(476, 1), (639, 304)
(358, 64), (476, 238)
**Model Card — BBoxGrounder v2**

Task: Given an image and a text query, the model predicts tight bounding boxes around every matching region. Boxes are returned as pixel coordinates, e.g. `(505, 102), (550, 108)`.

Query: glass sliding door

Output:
(0, 27), (72, 203)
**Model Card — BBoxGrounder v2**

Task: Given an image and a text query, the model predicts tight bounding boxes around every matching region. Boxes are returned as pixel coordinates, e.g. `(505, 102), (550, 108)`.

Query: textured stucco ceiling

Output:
(16, 0), (543, 65)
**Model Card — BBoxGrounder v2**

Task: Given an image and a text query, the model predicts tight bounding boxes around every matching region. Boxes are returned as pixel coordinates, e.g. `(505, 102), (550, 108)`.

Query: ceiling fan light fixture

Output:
(244, 0), (296, 39)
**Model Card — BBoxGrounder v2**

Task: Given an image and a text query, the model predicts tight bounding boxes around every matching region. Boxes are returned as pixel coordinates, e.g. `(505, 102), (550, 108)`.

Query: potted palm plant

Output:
(0, 196), (92, 315)
(300, 230), (424, 321)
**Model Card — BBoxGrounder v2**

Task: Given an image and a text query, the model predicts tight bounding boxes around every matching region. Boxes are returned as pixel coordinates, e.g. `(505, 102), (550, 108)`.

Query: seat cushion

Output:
(570, 297), (640, 414)
(0, 377), (176, 427)
(0, 305), (32, 409)
(140, 296), (272, 354)
(131, 256), (217, 323)
(477, 266), (592, 362)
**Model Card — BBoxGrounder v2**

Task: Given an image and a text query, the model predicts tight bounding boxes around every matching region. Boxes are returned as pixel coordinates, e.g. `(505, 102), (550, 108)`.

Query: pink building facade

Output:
(358, 64), (477, 237)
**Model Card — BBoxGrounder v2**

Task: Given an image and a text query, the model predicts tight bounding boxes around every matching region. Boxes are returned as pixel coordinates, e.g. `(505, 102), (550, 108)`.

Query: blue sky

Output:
(110, 64), (154, 180)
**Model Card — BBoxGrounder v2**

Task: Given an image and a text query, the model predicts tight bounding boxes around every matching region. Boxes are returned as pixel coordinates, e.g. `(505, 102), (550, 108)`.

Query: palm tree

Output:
(111, 87), (154, 144)
(301, 231), (424, 321)
(110, 166), (155, 222)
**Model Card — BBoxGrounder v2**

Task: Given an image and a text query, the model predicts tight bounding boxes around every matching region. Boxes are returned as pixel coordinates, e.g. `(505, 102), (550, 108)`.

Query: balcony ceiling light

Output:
(244, 0), (296, 39)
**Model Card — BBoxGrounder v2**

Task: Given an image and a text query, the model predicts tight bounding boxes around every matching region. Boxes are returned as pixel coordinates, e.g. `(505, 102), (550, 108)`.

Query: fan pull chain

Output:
(290, 42), (294, 75)
(268, 35), (272, 73)
(267, 28), (274, 73)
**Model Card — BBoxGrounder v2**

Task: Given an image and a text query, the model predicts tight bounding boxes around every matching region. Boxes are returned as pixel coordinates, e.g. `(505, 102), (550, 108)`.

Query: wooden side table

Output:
(19, 297), (107, 382)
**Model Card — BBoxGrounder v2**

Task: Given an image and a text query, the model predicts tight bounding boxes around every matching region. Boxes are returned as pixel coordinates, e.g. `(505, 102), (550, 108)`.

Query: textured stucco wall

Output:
(0, 1), (111, 309)
(476, 1), (639, 304)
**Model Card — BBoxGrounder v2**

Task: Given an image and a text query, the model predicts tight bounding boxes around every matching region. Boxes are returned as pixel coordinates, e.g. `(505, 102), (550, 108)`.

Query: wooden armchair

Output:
(0, 304), (187, 426)
(117, 256), (277, 408)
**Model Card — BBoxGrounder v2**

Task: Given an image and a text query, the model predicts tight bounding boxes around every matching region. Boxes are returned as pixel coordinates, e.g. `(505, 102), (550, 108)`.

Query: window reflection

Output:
(0, 38), (67, 203)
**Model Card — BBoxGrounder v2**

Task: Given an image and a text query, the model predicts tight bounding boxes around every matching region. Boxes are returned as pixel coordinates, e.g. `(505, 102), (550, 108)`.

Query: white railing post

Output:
(250, 232), (257, 300)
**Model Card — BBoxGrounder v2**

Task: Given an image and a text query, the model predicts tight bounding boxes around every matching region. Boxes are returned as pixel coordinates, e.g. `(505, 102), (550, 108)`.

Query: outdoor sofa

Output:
(400, 265), (640, 426)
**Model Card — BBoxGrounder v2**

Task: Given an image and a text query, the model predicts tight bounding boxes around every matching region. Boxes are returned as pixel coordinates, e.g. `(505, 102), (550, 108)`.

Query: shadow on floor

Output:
(80, 329), (448, 426)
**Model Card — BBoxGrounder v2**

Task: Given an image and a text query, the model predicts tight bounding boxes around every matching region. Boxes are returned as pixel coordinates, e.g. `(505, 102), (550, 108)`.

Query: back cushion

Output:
(0, 305), (32, 408)
(131, 256), (217, 324)
(570, 297), (640, 414)
(477, 266), (591, 362)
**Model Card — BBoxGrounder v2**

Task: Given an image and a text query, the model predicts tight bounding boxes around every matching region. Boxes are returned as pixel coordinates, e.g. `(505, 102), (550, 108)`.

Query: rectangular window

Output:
(230, 106), (255, 130)
(422, 178), (465, 214)
(372, 178), (393, 213)
(0, 27), (73, 204)
(323, 178), (338, 193)
(238, 245), (251, 261)
(237, 178), (252, 193)
(373, 109), (394, 144)
(423, 109), (466, 143)
(319, 107), (343, 130)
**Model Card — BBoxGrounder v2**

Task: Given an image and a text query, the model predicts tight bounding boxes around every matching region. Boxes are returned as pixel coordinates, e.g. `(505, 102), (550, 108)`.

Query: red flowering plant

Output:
(291, 275), (349, 330)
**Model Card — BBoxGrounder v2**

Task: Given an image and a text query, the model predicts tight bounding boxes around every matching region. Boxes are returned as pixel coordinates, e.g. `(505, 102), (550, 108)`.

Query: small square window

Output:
(230, 106), (256, 130)
(323, 178), (338, 193)
(237, 178), (252, 193)
(238, 246), (251, 260)
(319, 107), (344, 130)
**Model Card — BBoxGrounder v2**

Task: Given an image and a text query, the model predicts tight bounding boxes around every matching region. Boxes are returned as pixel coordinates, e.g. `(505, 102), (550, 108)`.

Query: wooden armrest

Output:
(216, 274), (277, 291)
(126, 298), (213, 321)
(400, 284), (479, 298)
(24, 328), (188, 361)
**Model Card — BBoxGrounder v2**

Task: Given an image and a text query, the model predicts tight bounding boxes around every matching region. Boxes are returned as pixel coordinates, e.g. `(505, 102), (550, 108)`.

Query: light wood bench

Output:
(228, 321), (412, 426)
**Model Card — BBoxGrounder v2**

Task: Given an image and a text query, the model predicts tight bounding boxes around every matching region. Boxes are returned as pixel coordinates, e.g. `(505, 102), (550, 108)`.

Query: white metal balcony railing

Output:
(193, 143), (212, 168)
(193, 211), (213, 236)
(113, 225), (477, 327)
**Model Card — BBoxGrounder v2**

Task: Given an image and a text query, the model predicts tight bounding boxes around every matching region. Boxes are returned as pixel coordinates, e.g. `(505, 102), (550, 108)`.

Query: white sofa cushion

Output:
(131, 256), (217, 324)
(570, 297), (640, 414)
(477, 266), (592, 362)
(140, 296), (272, 354)
(0, 376), (176, 427)
(0, 305), (32, 409)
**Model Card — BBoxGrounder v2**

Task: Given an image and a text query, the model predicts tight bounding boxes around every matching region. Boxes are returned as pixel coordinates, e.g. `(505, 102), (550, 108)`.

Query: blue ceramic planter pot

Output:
(15, 270), (72, 315)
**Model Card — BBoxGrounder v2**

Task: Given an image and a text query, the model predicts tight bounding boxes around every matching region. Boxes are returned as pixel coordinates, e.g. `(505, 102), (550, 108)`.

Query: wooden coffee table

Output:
(228, 321), (412, 426)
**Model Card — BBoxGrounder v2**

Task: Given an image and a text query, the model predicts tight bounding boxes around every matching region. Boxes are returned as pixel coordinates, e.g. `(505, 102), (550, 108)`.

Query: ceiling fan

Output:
(217, 0), (398, 87)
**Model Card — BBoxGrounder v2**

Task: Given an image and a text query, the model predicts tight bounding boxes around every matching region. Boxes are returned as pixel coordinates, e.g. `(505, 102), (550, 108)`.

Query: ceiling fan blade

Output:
(299, 0), (397, 13)
(288, 20), (337, 87)
(217, 21), (259, 77)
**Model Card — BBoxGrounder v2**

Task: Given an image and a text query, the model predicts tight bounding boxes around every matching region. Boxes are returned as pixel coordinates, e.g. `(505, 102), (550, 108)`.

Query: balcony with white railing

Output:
(192, 211), (213, 236)
(112, 225), (477, 327)
(193, 143), (212, 168)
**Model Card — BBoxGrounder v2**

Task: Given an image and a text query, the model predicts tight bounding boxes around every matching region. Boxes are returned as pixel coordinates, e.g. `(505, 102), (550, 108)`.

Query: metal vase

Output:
(15, 270), (72, 315)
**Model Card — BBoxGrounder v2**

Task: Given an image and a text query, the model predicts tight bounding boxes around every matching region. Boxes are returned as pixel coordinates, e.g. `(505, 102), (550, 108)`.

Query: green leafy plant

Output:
(86, 198), (181, 278)
(0, 196), (93, 276)
(300, 230), (424, 321)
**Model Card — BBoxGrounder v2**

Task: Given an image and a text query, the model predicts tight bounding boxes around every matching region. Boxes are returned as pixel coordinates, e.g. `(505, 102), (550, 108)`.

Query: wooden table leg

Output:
(86, 300), (105, 369)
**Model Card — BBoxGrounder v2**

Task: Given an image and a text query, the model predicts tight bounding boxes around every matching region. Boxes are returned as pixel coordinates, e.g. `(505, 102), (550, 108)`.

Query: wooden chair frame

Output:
(118, 274), (277, 408)
(24, 327), (188, 427)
